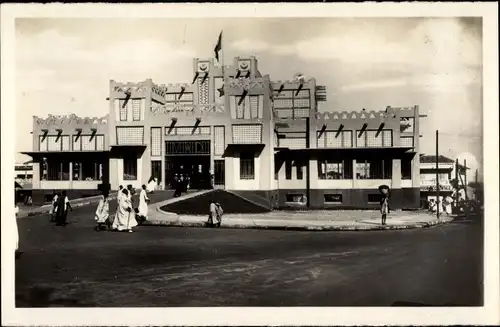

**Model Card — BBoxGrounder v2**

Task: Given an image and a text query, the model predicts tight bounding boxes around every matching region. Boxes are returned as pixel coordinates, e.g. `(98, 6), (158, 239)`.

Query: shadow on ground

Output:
(161, 190), (270, 215)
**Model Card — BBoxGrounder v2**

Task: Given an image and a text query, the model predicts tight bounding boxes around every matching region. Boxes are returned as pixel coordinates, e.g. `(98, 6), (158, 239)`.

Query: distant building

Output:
(419, 154), (470, 204)
(23, 55), (423, 209)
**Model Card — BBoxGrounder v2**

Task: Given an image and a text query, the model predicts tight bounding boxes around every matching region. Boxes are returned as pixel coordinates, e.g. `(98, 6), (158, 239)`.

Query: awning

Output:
(15, 181), (23, 190)
(109, 145), (147, 158)
(223, 143), (266, 157)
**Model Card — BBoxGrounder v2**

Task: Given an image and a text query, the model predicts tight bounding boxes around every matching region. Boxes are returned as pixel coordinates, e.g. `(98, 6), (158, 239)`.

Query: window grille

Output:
(232, 124), (262, 144)
(61, 136), (70, 151)
(132, 99), (141, 121)
(400, 136), (414, 147)
(214, 126), (225, 156)
(119, 99), (128, 121)
(116, 126), (144, 145)
(47, 136), (60, 151)
(151, 127), (162, 156)
(356, 130), (393, 147)
(96, 135), (105, 151)
(39, 136), (47, 151)
(235, 96), (245, 119)
(249, 95), (259, 119)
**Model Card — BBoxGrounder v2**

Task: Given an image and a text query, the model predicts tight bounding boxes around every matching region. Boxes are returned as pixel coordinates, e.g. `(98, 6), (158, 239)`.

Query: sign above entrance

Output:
(165, 140), (210, 156)
(151, 103), (225, 115)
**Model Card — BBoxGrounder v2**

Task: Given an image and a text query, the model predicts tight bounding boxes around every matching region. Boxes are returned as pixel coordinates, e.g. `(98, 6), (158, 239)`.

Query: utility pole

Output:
(305, 116), (311, 208)
(464, 159), (468, 200)
(435, 130), (440, 219)
(455, 158), (459, 205)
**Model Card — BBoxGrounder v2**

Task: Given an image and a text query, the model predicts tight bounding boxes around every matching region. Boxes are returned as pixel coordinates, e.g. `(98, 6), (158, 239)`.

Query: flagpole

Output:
(220, 31), (225, 78)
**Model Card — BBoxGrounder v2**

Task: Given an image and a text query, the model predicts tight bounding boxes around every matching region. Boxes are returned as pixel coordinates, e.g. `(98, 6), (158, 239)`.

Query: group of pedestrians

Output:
(49, 191), (73, 226)
(172, 174), (190, 197)
(94, 184), (150, 233)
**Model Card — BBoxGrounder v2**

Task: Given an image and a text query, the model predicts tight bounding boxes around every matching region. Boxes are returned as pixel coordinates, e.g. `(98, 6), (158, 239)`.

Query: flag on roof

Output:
(214, 31), (222, 62)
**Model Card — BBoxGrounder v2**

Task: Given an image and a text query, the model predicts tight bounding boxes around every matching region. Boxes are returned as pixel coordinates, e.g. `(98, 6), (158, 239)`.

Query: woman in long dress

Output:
(113, 189), (137, 232)
(95, 192), (110, 231)
(137, 184), (150, 223)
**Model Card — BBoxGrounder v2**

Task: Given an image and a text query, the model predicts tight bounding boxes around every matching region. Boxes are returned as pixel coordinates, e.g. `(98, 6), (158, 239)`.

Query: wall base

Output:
(278, 188), (420, 210)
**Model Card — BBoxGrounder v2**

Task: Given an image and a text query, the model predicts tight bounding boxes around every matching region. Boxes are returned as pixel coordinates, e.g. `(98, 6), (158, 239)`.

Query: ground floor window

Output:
(324, 194), (343, 203)
(239, 152), (255, 180)
(296, 162), (304, 180)
(286, 193), (306, 203)
(43, 160), (70, 181)
(356, 159), (392, 179)
(285, 160), (292, 180)
(73, 162), (103, 181)
(318, 159), (353, 179)
(402, 157), (412, 180)
(123, 156), (138, 180)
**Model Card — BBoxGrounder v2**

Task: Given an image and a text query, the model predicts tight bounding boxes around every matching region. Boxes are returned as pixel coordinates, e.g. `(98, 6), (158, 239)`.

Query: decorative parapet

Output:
(113, 80), (149, 93)
(151, 103), (225, 115)
(164, 83), (192, 92)
(151, 84), (167, 98)
(34, 114), (109, 125)
(271, 78), (315, 86)
(314, 106), (417, 121)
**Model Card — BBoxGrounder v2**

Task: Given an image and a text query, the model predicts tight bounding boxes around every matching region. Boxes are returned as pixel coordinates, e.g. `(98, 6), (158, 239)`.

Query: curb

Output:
(18, 194), (118, 219)
(143, 216), (454, 232)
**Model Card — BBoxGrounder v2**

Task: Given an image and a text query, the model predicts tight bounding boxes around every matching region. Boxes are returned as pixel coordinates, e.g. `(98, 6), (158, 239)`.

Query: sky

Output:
(15, 17), (483, 177)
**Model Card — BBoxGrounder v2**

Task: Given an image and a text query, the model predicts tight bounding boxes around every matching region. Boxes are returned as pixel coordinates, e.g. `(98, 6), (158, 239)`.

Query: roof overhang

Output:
(22, 151), (110, 160)
(274, 146), (415, 159)
(223, 143), (265, 157)
(109, 145), (147, 158)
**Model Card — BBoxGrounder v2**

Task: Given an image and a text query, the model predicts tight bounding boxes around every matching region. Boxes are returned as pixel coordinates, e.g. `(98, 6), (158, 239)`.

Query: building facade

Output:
(24, 55), (422, 209)
(419, 155), (470, 206)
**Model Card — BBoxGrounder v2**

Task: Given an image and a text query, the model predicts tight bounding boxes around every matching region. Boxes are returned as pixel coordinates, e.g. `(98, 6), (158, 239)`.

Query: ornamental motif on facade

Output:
(227, 78), (264, 90)
(34, 114), (108, 125)
(151, 103), (225, 115)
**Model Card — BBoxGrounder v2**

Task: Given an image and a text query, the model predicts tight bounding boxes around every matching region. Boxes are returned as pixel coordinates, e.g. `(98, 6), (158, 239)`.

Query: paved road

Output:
(15, 196), (483, 307)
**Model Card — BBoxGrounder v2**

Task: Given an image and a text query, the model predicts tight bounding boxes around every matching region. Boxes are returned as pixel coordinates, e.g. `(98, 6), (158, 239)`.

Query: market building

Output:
(24, 55), (422, 209)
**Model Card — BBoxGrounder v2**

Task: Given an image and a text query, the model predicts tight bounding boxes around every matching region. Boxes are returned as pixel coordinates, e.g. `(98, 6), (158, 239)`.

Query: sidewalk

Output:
(144, 198), (454, 231)
(17, 192), (119, 218)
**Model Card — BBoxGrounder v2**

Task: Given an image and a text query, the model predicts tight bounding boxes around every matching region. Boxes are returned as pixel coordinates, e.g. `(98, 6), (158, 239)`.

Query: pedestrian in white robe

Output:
(444, 196), (453, 216)
(138, 184), (150, 222)
(113, 189), (137, 232)
(49, 193), (59, 221)
(112, 185), (124, 229)
(95, 192), (110, 230)
(146, 177), (157, 193)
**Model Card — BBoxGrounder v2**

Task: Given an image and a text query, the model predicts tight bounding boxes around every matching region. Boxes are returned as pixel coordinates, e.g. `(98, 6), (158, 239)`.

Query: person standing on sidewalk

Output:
(55, 191), (72, 226)
(94, 191), (110, 231)
(380, 194), (390, 225)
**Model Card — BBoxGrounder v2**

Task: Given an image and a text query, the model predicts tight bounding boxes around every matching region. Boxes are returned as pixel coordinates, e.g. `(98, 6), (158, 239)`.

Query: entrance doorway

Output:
(165, 140), (211, 190)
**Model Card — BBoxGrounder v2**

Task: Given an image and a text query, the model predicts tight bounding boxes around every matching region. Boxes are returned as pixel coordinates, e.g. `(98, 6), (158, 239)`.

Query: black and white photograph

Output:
(1, 3), (498, 326)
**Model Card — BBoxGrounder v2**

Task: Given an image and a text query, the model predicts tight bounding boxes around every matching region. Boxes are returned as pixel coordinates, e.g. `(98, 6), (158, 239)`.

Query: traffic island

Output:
(146, 199), (455, 231)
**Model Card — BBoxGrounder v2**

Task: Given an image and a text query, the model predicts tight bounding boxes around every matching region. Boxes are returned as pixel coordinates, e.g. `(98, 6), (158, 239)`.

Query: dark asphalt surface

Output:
(15, 192), (483, 307)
